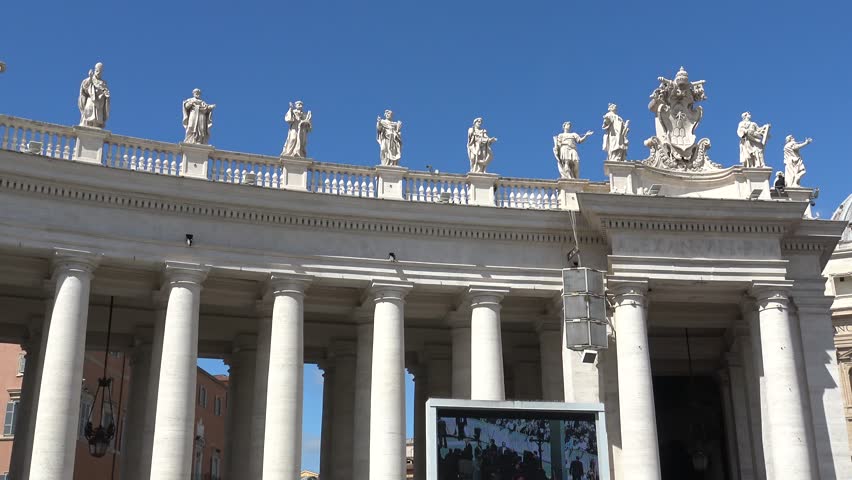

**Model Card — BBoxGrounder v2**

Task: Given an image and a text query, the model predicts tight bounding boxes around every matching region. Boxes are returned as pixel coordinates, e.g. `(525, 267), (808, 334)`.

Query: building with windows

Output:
(827, 194), (852, 451)
(0, 65), (850, 480)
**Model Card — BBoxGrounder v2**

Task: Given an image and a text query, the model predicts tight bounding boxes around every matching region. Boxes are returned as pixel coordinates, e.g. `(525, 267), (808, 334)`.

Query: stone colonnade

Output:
(6, 251), (826, 480)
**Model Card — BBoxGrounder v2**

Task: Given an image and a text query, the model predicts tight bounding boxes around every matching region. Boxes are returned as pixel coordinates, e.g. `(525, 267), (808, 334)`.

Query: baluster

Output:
(154, 153), (163, 174)
(272, 169), (280, 188)
(63, 141), (72, 160)
(225, 167), (233, 182)
(368, 178), (376, 197)
(1, 125), (8, 150)
(9, 128), (19, 151)
(331, 176), (339, 195)
(535, 191), (543, 209)
(322, 173), (330, 193)
(346, 178), (354, 196)
(451, 185), (459, 204)
(357, 178), (365, 197)
(44, 132), (54, 157)
(417, 184), (424, 202)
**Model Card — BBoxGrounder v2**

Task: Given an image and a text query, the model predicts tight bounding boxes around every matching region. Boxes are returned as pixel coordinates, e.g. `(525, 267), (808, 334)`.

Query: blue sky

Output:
(4, 0), (852, 472)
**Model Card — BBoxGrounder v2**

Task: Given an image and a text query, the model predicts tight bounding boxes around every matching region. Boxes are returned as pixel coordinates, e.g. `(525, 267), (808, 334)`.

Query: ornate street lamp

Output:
(562, 268), (608, 352)
(84, 296), (117, 457)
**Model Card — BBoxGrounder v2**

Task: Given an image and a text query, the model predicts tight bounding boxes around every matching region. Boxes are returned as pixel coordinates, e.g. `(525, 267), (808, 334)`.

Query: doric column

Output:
(18, 303), (50, 480)
(610, 278), (660, 480)
(750, 283), (816, 478)
(450, 315), (471, 399)
(469, 287), (509, 401)
(511, 347), (541, 400)
(119, 336), (154, 480)
(263, 274), (311, 480)
(9, 329), (42, 479)
(226, 334), (258, 480)
(741, 299), (770, 480)
(140, 308), (166, 480)
(536, 318), (565, 401)
(368, 281), (412, 480)
(149, 262), (208, 480)
(318, 361), (335, 480)
(726, 347), (756, 480)
(331, 339), (357, 480)
(352, 316), (373, 480)
(424, 344), (452, 398)
(411, 364), (429, 480)
(717, 369), (740, 480)
(251, 306), (272, 479)
(29, 250), (98, 480)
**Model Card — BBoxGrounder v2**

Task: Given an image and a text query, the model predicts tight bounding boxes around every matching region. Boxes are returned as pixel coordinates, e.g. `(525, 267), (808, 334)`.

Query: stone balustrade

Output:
(0, 113), (611, 209)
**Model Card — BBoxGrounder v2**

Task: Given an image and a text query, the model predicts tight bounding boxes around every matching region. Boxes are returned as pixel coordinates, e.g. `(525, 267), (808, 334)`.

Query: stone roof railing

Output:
(0, 114), (606, 210)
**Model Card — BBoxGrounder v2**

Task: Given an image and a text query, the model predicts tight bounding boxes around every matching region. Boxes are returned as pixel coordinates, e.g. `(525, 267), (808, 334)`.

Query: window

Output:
(211, 454), (220, 480)
(3, 400), (19, 436)
(193, 449), (203, 480)
(16, 353), (25, 376)
(214, 396), (222, 416)
(0, 472), (8, 480)
(198, 385), (207, 408)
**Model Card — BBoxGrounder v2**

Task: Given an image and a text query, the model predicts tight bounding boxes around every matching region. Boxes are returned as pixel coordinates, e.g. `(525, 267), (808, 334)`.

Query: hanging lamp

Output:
(84, 296), (117, 457)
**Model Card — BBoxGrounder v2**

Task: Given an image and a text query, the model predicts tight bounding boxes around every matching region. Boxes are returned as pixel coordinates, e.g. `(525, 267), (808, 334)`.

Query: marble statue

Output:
(601, 104), (629, 162)
(737, 112), (770, 167)
(783, 135), (812, 187)
(281, 101), (312, 158)
(78, 62), (110, 128)
(642, 67), (716, 171)
(553, 122), (593, 179)
(467, 117), (497, 173)
(376, 110), (402, 166)
(182, 89), (216, 145)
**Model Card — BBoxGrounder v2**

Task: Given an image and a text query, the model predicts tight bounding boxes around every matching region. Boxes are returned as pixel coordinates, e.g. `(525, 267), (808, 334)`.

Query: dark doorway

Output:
(654, 376), (731, 480)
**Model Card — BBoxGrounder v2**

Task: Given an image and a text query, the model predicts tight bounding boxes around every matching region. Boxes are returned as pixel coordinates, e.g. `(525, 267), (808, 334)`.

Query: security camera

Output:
(580, 349), (598, 364)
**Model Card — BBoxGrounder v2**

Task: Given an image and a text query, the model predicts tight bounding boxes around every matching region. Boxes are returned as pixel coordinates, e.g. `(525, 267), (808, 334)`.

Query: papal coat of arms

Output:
(642, 67), (720, 172)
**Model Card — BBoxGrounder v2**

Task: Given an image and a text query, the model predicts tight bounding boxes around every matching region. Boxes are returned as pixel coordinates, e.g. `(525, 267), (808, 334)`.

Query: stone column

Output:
(226, 334), (258, 480)
(19, 304), (50, 480)
(318, 361), (335, 480)
(511, 348), (541, 400)
(610, 279), (661, 480)
(352, 318), (373, 480)
(742, 300), (770, 480)
(368, 281), (412, 480)
(263, 274), (311, 480)
(450, 316), (471, 399)
(9, 330), (41, 479)
(251, 307), (272, 479)
(411, 364), (429, 480)
(119, 338), (154, 480)
(718, 370), (740, 480)
(794, 292), (852, 480)
(469, 287), (509, 401)
(750, 283), (817, 479)
(149, 262), (208, 480)
(536, 318), (565, 401)
(424, 344), (452, 398)
(727, 348), (756, 480)
(29, 250), (98, 480)
(140, 309), (166, 480)
(331, 340), (357, 480)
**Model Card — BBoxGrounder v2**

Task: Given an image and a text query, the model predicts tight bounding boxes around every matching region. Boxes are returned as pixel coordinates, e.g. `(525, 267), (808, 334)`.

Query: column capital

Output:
(266, 273), (312, 298)
(607, 277), (648, 307)
(162, 261), (209, 287)
(467, 286), (510, 309)
(50, 248), (100, 279)
(749, 281), (793, 311)
(364, 280), (413, 304)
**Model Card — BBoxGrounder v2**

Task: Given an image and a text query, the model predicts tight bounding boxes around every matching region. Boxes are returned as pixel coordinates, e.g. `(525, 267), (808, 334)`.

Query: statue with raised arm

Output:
(601, 104), (629, 162)
(737, 112), (770, 167)
(553, 121), (593, 179)
(467, 117), (497, 173)
(78, 62), (110, 128)
(376, 109), (402, 166)
(783, 135), (812, 187)
(281, 100), (312, 158)
(182, 89), (216, 145)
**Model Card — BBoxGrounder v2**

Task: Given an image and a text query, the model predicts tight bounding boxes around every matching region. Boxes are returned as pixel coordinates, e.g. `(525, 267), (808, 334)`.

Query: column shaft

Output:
(451, 324), (471, 399)
(148, 263), (207, 480)
(368, 282), (411, 480)
(120, 343), (153, 480)
(29, 253), (97, 480)
(319, 364), (335, 480)
(469, 288), (508, 401)
(263, 276), (310, 480)
(752, 285), (816, 478)
(352, 322), (373, 480)
(226, 336), (257, 480)
(611, 280), (660, 480)
(140, 310), (166, 480)
(331, 342), (357, 480)
(9, 333), (42, 479)
(19, 302), (51, 480)
(251, 313), (272, 479)
(413, 368), (428, 480)
(538, 322), (564, 401)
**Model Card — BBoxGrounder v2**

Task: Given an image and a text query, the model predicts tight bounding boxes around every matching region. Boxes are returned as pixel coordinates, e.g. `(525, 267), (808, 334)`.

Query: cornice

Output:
(0, 170), (603, 245)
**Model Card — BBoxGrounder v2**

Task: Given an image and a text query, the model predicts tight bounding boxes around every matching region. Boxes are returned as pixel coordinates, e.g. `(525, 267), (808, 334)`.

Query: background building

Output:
(828, 194), (852, 451)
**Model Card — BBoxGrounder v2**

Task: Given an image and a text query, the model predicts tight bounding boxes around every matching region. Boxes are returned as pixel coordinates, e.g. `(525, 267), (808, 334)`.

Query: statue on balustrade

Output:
(376, 109), (402, 166)
(78, 62), (110, 129)
(783, 135), (812, 187)
(601, 104), (629, 162)
(737, 111), (770, 167)
(467, 117), (497, 173)
(281, 100), (312, 158)
(553, 121), (593, 179)
(182, 89), (216, 145)
(642, 67), (717, 171)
